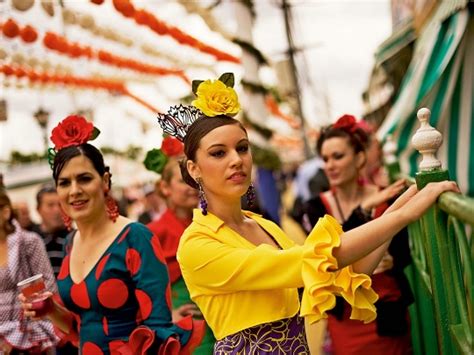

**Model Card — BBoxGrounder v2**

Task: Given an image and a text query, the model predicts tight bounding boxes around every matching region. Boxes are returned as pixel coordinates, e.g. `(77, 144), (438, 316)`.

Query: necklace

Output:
(332, 188), (363, 223)
(333, 191), (346, 222)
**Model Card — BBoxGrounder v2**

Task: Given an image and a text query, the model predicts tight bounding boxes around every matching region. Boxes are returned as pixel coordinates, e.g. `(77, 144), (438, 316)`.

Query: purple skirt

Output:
(214, 316), (309, 354)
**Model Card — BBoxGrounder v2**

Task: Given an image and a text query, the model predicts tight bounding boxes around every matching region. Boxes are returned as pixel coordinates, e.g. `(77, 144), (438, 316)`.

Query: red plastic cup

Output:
(17, 274), (53, 317)
(17, 274), (46, 299)
(31, 294), (54, 317)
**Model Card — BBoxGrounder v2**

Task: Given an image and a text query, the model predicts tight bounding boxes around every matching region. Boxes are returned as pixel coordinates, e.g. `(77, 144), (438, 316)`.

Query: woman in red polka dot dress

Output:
(20, 115), (204, 355)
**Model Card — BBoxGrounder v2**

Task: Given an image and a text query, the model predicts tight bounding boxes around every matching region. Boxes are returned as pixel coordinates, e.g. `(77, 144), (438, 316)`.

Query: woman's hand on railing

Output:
(400, 181), (460, 223)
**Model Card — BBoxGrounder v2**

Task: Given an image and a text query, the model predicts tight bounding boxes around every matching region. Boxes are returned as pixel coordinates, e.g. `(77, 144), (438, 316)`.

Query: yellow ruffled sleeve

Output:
(300, 215), (378, 324)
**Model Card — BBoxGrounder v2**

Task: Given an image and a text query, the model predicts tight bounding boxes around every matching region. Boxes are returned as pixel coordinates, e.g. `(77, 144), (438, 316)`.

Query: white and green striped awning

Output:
(378, 1), (473, 196)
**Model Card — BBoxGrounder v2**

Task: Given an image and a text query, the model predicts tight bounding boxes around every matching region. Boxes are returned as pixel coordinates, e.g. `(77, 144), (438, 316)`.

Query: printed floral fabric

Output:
(214, 316), (309, 354)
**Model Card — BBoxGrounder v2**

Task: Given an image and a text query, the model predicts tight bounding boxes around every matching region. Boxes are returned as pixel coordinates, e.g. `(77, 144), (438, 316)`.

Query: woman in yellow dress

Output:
(156, 73), (459, 354)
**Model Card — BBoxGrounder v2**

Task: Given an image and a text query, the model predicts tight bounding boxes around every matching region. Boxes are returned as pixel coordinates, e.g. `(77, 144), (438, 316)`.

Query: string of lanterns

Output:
(102, 0), (241, 64)
(0, 63), (160, 112)
(1, 18), (190, 83)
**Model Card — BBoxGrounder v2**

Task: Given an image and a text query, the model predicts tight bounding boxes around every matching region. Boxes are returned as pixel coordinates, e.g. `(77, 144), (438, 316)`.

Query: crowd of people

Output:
(0, 73), (460, 354)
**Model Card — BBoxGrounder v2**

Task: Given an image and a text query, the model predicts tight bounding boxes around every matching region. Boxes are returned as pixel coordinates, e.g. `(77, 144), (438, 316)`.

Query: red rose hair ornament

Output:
(333, 114), (360, 133)
(48, 115), (100, 169)
(161, 136), (184, 157)
(50, 115), (100, 151)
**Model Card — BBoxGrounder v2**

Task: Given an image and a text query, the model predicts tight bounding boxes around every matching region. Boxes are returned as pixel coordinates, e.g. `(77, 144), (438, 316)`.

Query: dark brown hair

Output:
(316, 125), (369, 156)
(0, 191), (15, 234)
(179, 115), (247, 189)
(52, 143), (112, 189)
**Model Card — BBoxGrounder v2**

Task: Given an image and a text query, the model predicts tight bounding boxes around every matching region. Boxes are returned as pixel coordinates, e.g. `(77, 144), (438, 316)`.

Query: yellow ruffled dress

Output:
(177, 210), (378, 341)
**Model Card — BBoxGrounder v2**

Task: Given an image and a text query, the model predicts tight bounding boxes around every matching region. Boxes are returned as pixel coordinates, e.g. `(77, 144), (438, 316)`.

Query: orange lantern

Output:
(1, 65), (14, 76)
(20, 25), (38, 43)
(149, 18), (168, 35)
(43, 32), (58, 49)
(2, 19), (20, 38)
(113, 0), (135, 18)
(69, 43), (83, 58)
(134, 9), (150, 25)
(14, 67), (26, 78)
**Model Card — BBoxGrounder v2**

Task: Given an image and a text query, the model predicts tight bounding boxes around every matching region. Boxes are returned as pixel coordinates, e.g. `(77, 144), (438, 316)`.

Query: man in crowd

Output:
(31, 183), (78, 354)
(31, 184), (68, 277)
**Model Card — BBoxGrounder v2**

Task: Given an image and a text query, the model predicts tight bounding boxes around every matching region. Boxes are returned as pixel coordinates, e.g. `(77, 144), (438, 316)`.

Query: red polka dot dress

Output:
(57, 223), (197, 354)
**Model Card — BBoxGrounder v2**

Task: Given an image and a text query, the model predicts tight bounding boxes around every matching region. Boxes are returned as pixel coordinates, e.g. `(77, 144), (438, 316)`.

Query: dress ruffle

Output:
(0, 320), (58, 351)
(300, 215), (378, 324)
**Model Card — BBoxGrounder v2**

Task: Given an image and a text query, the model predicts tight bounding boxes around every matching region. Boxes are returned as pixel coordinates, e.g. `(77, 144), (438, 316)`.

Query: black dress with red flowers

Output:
(56, 222), (196, 354)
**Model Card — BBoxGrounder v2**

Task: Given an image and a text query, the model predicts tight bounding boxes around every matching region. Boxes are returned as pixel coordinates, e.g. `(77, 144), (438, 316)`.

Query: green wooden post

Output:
(411, 108), (458, 354)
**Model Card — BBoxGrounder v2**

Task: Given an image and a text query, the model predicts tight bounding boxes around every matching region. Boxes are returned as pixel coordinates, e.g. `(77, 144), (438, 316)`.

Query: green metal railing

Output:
(384, 112), (473, 354)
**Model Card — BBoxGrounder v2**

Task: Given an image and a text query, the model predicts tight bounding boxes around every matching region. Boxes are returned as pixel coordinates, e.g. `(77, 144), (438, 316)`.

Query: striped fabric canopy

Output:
(377, 2), (473, 196)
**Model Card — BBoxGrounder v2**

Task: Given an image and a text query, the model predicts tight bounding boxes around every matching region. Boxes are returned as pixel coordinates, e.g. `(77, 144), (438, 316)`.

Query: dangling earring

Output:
(105, 194), (119, 222)
(246, 183), (256, 208)
(196, 178), (208, 215)
(60, 208), (72, 231)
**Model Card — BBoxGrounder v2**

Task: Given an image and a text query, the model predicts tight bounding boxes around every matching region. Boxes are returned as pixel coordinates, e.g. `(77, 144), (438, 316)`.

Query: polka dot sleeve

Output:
(126, 223), (193, 347)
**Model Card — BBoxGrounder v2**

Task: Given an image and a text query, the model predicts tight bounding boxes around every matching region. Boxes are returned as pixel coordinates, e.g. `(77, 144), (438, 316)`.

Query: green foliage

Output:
(9, 151), (47, 165)
(242, 111), (273, 139)
(232, 39), (267, 65)
(218, 72), (235, 88)
(191, 80), (204, 95)
(250, 143), (281, 171)
(90, 127), (101, 141)
(100, 145), (142, 160)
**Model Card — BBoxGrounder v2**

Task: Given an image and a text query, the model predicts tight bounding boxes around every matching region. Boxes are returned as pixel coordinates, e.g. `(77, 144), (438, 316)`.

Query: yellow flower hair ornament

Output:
(156, 73), (240, 142)
(191, 73), (240, 117)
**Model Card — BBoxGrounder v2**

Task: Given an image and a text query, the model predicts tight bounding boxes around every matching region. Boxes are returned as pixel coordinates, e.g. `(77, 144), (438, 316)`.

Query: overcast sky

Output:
(251, 0), (392, 126)
(0, 0), (392, 160)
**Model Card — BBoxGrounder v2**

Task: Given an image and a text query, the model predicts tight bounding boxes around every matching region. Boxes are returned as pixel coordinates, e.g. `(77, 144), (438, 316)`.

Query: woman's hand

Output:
(361, 179), (406, 211)
(172, 303), (202, 322)
(19, 291), (54, 320)
(0, 339), (13, 354)
(400, 181), (460, 223)
(372, 252), (394, 274)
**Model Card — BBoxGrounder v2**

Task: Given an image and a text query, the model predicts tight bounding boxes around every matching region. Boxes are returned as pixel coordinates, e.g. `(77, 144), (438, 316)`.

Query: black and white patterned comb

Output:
(156, 104), (203, 142)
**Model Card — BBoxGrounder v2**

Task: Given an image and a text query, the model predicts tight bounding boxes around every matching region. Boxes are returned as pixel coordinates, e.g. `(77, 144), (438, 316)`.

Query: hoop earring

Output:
(246, 183), (256, 208)
(60, 208), (72, 231)
(105, 194), (119, 222)
(196, 178), (208, 215)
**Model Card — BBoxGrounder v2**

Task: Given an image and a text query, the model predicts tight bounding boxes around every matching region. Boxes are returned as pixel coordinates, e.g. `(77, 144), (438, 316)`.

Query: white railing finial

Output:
(383, 134), (397, 165)
(411, 108), (443, 171)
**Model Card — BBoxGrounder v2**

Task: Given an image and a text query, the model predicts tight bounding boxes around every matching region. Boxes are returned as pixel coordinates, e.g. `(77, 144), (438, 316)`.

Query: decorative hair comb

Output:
(156, 73), (240, 142)
(48, 115), (100, 168)
(143, 136), (184, 174)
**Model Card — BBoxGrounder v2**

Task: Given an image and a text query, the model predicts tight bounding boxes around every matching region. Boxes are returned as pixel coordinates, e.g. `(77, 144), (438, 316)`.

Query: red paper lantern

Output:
(134, 9), (150, 25)
(43, 32), (58, 50)
(1, 65), (14, 76)
(90, 0), (105, 4)
(113, 0), (135, 18)
(2, 19), (20, 38)
(56, 36), (70, 53)
(27, 70), (39, 82)
(14, 67), (26, 78)
(20, 25), (38, 43)
(69, 43), (83, 58)
(149, 18), (168, 35)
